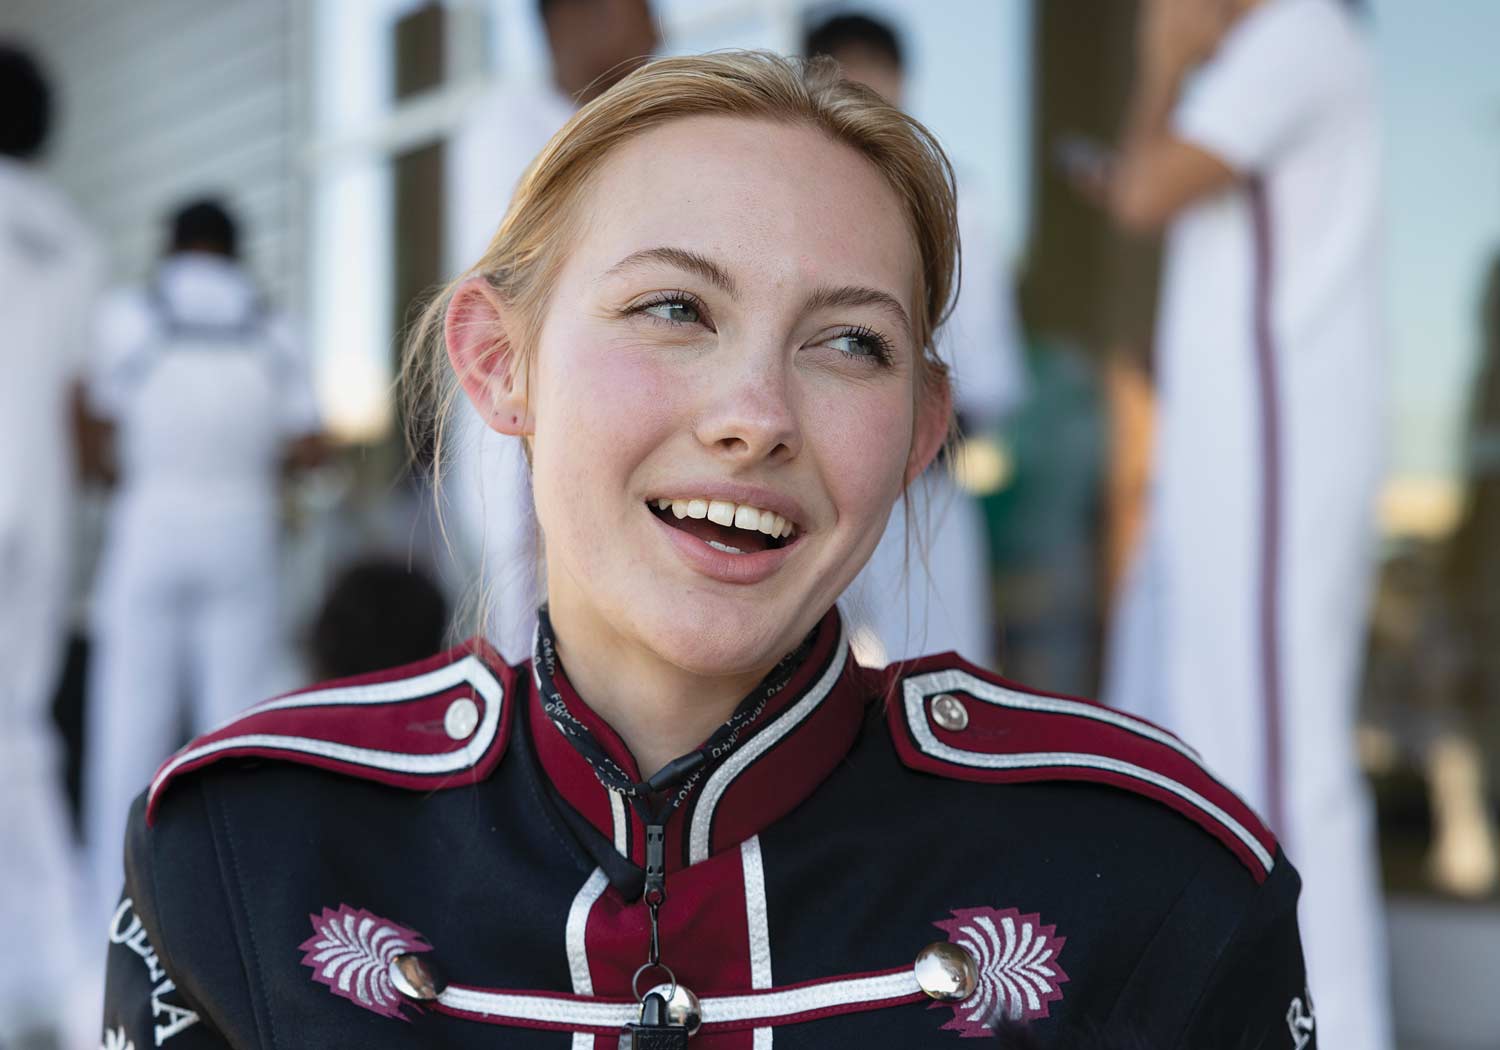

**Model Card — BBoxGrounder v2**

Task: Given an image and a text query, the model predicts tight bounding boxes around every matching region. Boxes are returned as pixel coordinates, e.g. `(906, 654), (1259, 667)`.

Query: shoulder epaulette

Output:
(145, 639), (516, 825)
(884, 652), (1277, 882)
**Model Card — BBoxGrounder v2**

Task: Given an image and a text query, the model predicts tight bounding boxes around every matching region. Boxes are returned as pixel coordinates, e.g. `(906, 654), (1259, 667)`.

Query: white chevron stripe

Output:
(609, 789), (628, 858)
(904, 668), (1201, 761)
(689, 623), (848, 863)
(900, 670), (1273, 873)
(148, 655), (504, 807)
(566, 868), (609, 1050)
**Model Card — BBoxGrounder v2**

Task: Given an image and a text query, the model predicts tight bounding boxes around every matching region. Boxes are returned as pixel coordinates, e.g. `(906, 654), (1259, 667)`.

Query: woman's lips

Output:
(648, 505), (799, 585)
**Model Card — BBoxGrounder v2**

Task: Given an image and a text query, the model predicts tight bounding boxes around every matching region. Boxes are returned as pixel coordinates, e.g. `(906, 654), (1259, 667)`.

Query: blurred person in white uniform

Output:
(445, 0), (657, 660)
(805, 13), (1026, 669)
(84, 199), (322, 921)
(0, 42), (104, 1050)
(1087, 2), (1388, 1046)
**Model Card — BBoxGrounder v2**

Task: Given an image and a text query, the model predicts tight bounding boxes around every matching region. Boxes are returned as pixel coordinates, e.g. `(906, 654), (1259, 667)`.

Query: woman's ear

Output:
(445, 277), (534, 436)
(905, 375), (953, 486)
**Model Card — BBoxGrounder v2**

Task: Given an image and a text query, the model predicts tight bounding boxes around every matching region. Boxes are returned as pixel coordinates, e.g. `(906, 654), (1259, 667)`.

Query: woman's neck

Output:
(545, 597), (768, 781)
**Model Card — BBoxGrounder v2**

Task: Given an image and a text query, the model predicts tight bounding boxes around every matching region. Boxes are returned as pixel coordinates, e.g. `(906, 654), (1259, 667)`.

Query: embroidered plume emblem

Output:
(100, 1027), (135, 1050)
(932, 907), (1069, 1036)
(299, 905), (433, 1020)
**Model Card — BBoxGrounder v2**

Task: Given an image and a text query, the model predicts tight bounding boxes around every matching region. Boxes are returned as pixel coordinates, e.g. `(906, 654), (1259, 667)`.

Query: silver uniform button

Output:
(913, 941), (978, 1002)
(929, 693), (969, 732)
(645, 982), (703, 1035)
(444, 697), (480, 740)
(389, 953), (445, 1000)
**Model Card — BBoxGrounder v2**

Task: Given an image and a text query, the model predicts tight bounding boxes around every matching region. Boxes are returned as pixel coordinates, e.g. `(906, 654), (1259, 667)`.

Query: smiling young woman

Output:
(101, 52), (1314, 1050)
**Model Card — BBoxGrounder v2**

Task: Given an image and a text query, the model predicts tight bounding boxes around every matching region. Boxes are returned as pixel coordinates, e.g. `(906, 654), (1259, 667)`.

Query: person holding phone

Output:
(1077, 3), (1389, 1047)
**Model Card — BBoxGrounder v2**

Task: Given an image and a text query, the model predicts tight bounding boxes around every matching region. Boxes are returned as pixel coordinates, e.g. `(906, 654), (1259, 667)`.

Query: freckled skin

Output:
(524, 116), (930, 764)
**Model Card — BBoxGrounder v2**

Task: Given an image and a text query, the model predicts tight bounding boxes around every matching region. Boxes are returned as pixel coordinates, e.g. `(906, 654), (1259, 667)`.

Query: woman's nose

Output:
(692, 352), (802, 465)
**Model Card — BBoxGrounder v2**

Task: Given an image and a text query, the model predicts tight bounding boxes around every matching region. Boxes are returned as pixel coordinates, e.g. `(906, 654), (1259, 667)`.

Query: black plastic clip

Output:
(621, 991), (690, 1049)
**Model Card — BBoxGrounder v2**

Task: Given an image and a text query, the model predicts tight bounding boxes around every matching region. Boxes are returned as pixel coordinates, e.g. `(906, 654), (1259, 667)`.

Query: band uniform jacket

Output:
(102, 610), (1315, 1049)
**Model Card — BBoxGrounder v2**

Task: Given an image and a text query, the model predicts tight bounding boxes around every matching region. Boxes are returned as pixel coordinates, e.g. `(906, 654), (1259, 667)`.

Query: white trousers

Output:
(0, 541), (89, 1042)
(1106, 502), (1391, 1050)
(845, 471), (996, 669)
(84, 491), (280, 923)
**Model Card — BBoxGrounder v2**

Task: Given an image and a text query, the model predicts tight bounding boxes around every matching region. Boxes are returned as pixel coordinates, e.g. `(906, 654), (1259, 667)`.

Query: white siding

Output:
(0, 0), (307, 311)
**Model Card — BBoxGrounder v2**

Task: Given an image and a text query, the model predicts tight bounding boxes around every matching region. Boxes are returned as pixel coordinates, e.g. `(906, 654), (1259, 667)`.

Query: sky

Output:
(895, 0), (1500, 489)
(1370, 0), (1500, 482)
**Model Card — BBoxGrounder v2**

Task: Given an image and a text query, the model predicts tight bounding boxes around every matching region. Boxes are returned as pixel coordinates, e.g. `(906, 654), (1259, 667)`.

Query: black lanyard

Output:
(533, 605), (816, 1025)
(531, 605), (811, 828)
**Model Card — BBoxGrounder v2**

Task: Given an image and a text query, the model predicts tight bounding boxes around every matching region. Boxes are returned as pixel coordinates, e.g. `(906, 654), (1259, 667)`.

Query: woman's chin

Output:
(630, 601), (815, 679)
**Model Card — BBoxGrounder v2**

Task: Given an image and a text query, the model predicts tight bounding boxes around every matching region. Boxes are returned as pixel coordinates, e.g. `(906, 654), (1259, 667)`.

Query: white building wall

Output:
(0, 0), (307, 311)
(1, 0), (1031, 435)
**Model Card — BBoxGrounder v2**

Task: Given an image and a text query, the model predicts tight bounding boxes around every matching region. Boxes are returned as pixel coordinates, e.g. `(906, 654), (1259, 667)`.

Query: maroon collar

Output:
(525, 610), (868, 874)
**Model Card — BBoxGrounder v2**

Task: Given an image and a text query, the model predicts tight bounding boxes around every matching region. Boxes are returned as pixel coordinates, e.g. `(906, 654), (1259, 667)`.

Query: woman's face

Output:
(525, 115), (942, 677)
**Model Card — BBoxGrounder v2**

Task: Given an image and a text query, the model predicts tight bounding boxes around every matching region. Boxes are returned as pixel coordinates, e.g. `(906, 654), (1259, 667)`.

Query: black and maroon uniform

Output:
(102, 610), (1315, 1048)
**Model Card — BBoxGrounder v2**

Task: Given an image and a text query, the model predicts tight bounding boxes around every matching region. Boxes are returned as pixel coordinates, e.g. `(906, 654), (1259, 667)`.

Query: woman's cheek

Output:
(806, 382), (912, 518)
(540, 334), (680, 453)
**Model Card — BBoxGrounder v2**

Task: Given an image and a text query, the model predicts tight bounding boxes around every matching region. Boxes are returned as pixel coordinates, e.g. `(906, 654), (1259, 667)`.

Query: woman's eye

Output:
(823, 329), (892, 364)
(826, 333), (872, 356)
(641, 299), (700, 324)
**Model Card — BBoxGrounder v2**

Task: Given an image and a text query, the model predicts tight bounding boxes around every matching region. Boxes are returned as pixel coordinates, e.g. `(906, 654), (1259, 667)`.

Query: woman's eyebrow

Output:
(803, 285), (911, 333)
(605, 246), (739, 297)
(605, 249), (909, 332)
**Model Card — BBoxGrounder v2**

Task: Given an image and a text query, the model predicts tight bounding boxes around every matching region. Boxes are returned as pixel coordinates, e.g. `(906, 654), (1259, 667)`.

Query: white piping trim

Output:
(441, 989), (638, 1027)
(149, 655), (504, 804)
(905, 668), (1202, 762)
(566, 868), (609, 1050)
(438, 970), (919, 1028)
(230, 656), (494, 720)
(701, 971), (915, 1025)
(609, 790), (628, 858)
(741, 837), (773, 990)
(566, 868), (609, 996)
(901, 673), (1274, 874)
(689, 623), (849, 863)
(742, 835), (774, 1049)
(529, 624), (544, 692)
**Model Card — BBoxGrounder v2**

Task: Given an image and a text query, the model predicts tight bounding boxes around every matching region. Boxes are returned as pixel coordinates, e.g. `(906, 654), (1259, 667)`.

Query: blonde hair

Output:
(404, 49), (960, 475)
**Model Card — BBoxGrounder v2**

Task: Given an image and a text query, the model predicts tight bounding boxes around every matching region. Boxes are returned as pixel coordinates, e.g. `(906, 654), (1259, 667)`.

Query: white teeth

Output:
(706, 539), (744, 555)
(707, 500), (736, 526)
(651, 495), (797, 540)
